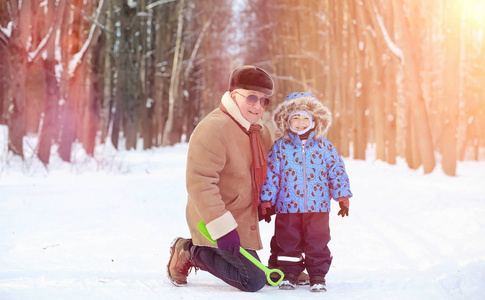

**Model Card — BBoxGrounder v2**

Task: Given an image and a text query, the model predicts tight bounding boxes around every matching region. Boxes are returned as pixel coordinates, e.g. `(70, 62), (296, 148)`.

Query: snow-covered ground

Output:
(1, 136), (484, 299)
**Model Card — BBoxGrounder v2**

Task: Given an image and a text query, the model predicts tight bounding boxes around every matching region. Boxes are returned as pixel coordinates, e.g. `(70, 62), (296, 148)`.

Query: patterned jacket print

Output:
(260, 132), (352, 213)
(260, 92), (352, 214)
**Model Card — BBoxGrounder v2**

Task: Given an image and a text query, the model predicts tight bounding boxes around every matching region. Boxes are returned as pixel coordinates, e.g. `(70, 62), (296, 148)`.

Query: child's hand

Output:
(337, 197), (349, 217)
(260, 201), (272, 215)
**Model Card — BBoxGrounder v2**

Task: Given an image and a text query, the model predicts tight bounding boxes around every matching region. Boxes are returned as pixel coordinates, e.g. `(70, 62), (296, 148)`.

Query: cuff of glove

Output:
(338, 197), (349, 208)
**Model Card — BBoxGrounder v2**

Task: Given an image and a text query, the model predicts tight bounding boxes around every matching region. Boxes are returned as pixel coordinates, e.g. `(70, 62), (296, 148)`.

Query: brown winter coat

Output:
(185, 92), (273, 250)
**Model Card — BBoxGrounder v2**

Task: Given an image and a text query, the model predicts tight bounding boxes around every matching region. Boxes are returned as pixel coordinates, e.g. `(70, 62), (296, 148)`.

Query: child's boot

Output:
(279, 273), (298, 290)
(309, 276), (326, 292)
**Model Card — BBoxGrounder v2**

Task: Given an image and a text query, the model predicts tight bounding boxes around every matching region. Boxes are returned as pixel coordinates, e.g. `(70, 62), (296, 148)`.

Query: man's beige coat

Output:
(185, 92), (273, 250)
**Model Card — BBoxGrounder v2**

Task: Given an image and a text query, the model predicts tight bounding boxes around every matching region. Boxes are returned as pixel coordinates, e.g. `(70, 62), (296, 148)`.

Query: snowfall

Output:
(1, 130), (484, 300)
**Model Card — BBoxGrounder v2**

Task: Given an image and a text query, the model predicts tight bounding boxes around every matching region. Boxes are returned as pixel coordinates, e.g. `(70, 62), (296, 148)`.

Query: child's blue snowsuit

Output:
(260, 131), (352, 279)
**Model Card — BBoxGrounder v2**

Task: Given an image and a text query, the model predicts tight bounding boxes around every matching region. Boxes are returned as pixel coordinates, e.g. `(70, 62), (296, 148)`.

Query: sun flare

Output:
(462, 0), (485, 26)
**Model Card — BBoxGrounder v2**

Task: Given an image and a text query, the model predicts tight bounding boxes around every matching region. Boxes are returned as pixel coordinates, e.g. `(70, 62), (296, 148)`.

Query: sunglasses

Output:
(234, 91), (270, 108)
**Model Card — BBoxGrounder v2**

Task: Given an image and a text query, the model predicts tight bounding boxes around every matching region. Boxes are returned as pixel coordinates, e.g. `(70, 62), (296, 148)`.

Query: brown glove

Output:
(337, 197), (349, 217)
(260, 201), (272, 215)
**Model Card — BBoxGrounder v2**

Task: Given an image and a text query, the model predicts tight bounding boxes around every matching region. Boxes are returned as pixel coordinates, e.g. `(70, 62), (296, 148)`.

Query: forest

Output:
(0, 0), (484, 176)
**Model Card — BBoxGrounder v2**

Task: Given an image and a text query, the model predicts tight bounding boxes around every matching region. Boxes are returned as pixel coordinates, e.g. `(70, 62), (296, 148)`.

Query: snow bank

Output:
(1, 142), (484, 299)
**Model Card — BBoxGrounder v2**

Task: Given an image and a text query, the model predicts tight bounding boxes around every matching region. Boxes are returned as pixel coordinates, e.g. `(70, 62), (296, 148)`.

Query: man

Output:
(167, 65), (274, 292)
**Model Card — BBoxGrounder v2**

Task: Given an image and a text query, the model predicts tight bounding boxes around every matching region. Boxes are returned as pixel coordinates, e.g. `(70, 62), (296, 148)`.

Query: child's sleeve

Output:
(260, 142), (281, 206)
(324, 140), (353, 200)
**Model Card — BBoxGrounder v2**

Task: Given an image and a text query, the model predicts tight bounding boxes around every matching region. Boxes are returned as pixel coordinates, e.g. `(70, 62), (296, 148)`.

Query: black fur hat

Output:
(229, 65), (274, 96)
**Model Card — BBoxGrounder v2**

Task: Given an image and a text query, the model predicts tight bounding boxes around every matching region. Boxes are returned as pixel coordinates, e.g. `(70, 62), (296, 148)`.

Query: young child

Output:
(260, 92), (352, 292)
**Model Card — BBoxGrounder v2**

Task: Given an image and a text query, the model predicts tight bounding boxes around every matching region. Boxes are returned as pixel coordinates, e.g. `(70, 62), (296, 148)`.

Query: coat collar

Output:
(221, 92), (263, 131)
(288, 131), (316, 144)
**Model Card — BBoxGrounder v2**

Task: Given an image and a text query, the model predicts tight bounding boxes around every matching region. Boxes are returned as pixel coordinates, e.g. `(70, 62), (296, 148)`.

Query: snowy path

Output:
(1, 143), (484, 299)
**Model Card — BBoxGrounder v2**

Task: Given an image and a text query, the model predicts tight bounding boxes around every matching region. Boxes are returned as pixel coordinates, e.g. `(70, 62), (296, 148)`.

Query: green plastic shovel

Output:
(197, 220), (284, 286)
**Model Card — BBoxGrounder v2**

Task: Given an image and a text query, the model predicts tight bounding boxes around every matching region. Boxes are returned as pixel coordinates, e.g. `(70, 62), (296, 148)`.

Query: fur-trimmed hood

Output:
(273, 92), (332, 138)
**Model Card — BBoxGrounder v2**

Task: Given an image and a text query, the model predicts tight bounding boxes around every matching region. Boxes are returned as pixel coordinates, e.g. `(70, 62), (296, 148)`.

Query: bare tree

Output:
(393, 0), (435, 173)
(3, 0), (33, 157)
(162, 0), (185, 146)
(1, 0), (483, 171)
(37, 1), (66, 164)
(440, 1), (463, 175)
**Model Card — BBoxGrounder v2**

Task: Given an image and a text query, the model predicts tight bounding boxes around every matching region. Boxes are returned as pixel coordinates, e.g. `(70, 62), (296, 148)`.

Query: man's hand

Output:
(217, 229), (241, 257)
(337, 197), (349, 217)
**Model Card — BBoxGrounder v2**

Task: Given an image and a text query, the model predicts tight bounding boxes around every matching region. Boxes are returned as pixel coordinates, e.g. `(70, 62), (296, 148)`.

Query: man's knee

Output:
(243, 269), (266, 292)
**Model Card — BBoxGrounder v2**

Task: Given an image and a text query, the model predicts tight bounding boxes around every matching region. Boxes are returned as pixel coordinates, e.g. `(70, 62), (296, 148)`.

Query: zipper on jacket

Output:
(301, 143), (308, 212)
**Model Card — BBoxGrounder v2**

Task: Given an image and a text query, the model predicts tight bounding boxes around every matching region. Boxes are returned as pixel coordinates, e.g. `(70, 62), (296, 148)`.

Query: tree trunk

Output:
(162, 0), (185, 146)
(101, 0), (116, 144)
(440, 1), (462, 175)
(393, 0), (435, 173)
(8, 55), (27, 157)
(83, 45), (100, 156)
(327, 1), (343, 151)
(0, 44), (6, 125)
(58, 0), (83, 162)
(38, 41), (60, 164)
(37, 0), (65, 165)
(7, 0), (33, 158)
(351, 0), (368, 160)
(59, 73), (81, 162)
(122, 2), (139, 150)
(383, 2), (397, 165)
(141, 0), (155, 150)
(338, 0), (350, 157)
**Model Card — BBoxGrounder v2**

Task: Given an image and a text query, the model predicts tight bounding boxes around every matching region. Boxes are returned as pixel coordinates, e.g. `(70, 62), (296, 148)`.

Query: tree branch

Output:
(67, 0), (106, 77)
(364, 0), (404, 64)
(146, 0), (177, 11)
(26, 1), (66, 64)
(0, 33), (7, 46)
(184, 9), (217, 79)
(27, 25), (55, 63)
(0, 21), (12, 45)
(371, 1), (404, 63)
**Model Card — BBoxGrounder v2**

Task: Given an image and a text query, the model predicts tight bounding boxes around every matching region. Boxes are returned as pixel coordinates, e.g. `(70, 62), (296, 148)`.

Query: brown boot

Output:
(298, 271), (310, 285)
(167, 237), (194, 286)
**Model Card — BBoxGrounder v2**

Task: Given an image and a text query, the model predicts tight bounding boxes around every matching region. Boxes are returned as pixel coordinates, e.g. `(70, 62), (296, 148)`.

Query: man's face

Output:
(231, 89), (268, 124)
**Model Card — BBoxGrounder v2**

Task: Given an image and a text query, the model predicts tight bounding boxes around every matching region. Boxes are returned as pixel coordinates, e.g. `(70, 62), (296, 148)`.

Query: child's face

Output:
(289, 114), (311, 132)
